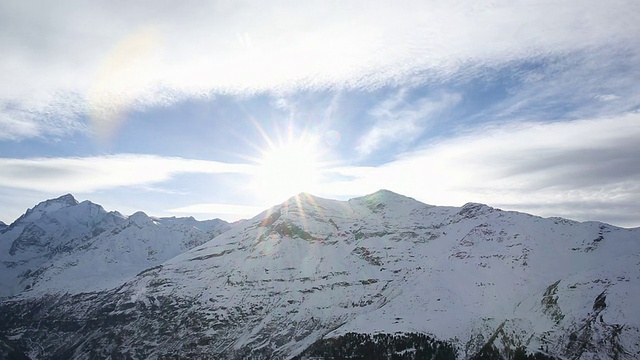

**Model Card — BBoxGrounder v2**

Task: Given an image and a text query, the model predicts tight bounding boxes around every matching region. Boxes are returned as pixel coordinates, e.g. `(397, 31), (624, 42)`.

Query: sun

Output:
(251, 135), (322, 202)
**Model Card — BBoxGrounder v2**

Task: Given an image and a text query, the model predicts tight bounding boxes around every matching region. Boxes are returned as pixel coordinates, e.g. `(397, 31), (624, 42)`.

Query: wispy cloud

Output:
(356, 91), (461, 156)
(0, 114), (40, 140)
(478, 48), (640, 123)
(1, 1), (638, 140)
(321, 112), (640, 227)
(0, 154), (254, 193)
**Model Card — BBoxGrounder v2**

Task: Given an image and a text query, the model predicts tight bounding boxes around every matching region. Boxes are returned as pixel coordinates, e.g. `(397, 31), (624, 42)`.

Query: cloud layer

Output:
(168, 203), (264, 217)
(0, 154), (253, 193)
(1, 0), (639, 139)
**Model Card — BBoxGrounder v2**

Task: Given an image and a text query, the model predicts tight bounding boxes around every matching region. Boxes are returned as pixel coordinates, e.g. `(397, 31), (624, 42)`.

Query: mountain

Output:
(0, 194), (230, 298)
(1, 190), (639, 359)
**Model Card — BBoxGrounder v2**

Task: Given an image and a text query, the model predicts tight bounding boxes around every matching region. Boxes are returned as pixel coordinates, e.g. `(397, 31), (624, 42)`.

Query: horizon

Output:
(1, 1), (639, 228)
(3, 190), (638, 230)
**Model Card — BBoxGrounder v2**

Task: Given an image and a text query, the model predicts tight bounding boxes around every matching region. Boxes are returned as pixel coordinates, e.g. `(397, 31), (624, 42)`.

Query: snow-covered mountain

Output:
(1, 190), (639, 359)
(0, 194), (230, 298)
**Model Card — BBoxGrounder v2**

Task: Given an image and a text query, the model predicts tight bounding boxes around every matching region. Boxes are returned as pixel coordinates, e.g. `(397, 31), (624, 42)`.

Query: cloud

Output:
(168, 203), (264, 217)
(320, 112), (640, 227)
(0, 94), (86, 140)
(479, 48), (640, 122)
(0, 114), (40, 140)
(0, 154), (254, 193)
(356, 91), (461, 155)
(1, 0), (638, 140)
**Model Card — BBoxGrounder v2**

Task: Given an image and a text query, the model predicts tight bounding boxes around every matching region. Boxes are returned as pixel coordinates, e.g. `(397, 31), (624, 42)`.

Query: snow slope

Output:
(0, 194), (230, 297)
(1, 190), (638, 359)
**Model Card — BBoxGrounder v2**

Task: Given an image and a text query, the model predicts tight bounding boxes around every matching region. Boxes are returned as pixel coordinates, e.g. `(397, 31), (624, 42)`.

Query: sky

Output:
(1, 0), (639, 228)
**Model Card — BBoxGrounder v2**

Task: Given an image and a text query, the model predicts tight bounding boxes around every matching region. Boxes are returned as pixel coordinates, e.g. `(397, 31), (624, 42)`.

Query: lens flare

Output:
(324, 129), (340, 146)
(252, 136), (321, 202)
(87, 27), (162, 144)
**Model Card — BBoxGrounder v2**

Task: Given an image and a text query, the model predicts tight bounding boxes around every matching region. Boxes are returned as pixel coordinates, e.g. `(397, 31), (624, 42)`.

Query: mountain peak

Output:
(34, 193), (79, 210)
(371, 189), (400, 196)
(289, 192), (321, 201)
(350, 189), (420, 206)
(51, 193), (79, 206)
(10, 194), (80, 226)
(278, 192), (329, 210)
(129, 211), (153, 226)
(364, 189), (413, 200)
(458, 202), (498, 218)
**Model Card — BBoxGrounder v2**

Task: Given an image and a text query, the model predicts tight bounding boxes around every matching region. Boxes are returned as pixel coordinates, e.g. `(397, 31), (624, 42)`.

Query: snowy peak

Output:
(31, 193), (79, 207)
(31, 193), (78, 213)
(51, 193), (78, 206)
(276, 190), (425, 219)
(128, 211), (152, 227)
(458, 202), (499, 218)
(2, 196), (114, 256)
(1, 198), (123, 267)
(0, 195), (231, 297)
(10, 193), (79, 225)
(350, 189), (418, 205)
(280, 192), (330, 211)
(349, 189), (430, 216)
(52, 200), (120, 227)
(250, 190), (445, 248)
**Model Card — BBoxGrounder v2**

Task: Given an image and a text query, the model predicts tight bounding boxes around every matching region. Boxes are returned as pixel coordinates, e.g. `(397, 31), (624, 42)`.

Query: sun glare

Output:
(252, 137), (322, 202)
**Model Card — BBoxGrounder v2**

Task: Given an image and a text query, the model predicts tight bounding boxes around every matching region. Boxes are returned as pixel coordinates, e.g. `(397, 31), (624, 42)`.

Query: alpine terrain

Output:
(1, 190), (639, 359)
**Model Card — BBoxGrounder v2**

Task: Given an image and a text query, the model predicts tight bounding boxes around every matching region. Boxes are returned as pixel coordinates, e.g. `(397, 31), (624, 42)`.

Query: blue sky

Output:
(1, 1), (639, 227)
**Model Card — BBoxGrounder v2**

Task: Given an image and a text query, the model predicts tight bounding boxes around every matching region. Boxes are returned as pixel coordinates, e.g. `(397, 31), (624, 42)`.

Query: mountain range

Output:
(1, 191), (638, 359)
(0, 194), (230, 298)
